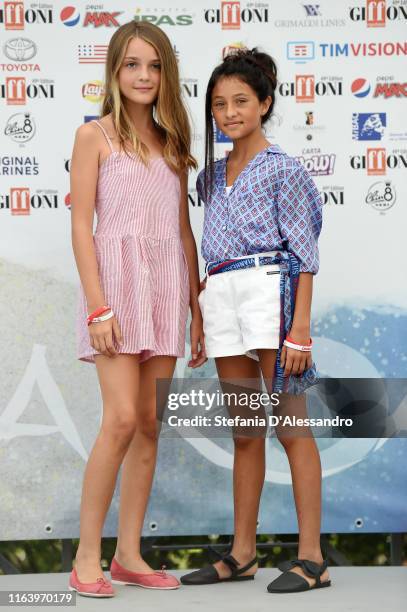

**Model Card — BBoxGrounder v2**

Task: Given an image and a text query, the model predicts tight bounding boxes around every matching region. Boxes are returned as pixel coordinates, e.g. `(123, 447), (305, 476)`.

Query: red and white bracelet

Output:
(87, 306), (112, 326)
(283, 335), (313, 352)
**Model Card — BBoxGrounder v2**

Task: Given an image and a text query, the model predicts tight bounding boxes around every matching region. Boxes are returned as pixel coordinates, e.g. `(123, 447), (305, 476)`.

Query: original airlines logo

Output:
(60, 6), (123, 27)
(82, 80), (105, 103)
(295, 148), (336, 176)
(204, 1), (269, 29)
(279, 76), (343, 102)
(0, 155), (39, 175)
(366, 181), (396, 212)
(349, 0), (407, 27)
(133, 7), (194, 26)
(350, 148), (407, 175)
(4, 111), (36, 143)
(0, 188), (59, 215)
(0, 1), (53, 30)
(0, 77), (55, 104)
(352, 113), (386, 141)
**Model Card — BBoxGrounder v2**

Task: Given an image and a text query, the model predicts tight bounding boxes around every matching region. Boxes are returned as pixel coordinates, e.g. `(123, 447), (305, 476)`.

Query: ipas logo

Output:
(350, 148), (407, 174)
(352, 113), (386, 141)
(279, 75), (343, 103)
(366, 181), (396, 212)
(349, 0), (407, 27)
(1, 77), (55, 104)
(0, 1), (53, 30)
(4, 112), (36, 143)
(133, 8), (193, 26)
(205, 1), (269, 29)
(0, 188), (59, 215)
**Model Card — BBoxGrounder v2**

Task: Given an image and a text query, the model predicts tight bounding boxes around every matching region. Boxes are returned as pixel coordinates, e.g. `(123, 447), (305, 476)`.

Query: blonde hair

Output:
(101, 21), (197, 172)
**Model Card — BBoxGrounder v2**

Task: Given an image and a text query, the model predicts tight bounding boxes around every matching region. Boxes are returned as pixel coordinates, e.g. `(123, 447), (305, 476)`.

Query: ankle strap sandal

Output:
(267, 557), (331, 593)
(180, 551), (258, 585)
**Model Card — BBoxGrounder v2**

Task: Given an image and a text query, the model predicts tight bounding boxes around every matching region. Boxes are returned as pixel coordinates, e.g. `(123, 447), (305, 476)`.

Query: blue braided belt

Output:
(205, 252), (318, 394)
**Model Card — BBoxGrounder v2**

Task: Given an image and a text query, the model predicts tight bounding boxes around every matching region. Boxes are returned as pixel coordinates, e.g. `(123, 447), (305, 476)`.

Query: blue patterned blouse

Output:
(197, 144), (323, 274)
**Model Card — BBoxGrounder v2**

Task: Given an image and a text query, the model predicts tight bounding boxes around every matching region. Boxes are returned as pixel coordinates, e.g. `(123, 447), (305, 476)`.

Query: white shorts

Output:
(198, 252), (281, 360)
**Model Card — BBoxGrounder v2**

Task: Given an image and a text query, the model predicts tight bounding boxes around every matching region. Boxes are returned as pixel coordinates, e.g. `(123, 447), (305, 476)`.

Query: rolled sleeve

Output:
(276, 162), (323, 274)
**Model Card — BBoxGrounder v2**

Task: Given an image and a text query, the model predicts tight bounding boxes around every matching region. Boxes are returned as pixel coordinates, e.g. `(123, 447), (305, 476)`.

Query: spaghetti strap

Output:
(92, 119), (115, 154)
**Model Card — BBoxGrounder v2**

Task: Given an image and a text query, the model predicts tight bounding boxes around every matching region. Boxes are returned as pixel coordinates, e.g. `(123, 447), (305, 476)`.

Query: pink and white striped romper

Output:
(76, 119), (190, 363)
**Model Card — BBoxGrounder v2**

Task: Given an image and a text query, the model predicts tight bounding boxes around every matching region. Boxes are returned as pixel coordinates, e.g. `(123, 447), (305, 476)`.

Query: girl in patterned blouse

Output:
(181, 48), (331, 594)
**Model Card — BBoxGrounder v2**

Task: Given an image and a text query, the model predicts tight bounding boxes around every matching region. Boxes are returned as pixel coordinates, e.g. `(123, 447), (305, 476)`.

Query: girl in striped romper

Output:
(69, 22), (205, 597)
(181, 49), (331, 593)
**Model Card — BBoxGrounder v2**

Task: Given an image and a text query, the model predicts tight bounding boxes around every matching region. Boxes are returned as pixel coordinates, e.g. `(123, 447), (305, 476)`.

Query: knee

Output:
(138, 413), (159, 442)
(233, 436), (264, 452)
(101, 408), (137, 445)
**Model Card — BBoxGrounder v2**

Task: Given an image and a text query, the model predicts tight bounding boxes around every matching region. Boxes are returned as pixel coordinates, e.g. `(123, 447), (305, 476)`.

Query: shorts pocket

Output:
(198, 288), (206, 313)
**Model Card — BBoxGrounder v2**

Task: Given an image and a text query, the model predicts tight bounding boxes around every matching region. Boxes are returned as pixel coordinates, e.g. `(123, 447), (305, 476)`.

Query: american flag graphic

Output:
(78, 44), (108, 64)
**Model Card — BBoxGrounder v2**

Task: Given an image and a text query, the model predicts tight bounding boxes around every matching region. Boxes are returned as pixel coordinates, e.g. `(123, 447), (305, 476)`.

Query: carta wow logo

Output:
(349, 0), (407, 27)
(60, 6), (80, 27)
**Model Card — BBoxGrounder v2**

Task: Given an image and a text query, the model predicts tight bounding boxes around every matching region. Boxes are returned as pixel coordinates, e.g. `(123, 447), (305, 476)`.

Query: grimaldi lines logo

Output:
(0, 1), (53, 30)
(279, 75), (343, 103)
(204, 1), (269, 29)
(349, 0), (407, 27)
(0, 188), (59, 215)
(0, 76), (55, 104)
(350, 148), (407, 175)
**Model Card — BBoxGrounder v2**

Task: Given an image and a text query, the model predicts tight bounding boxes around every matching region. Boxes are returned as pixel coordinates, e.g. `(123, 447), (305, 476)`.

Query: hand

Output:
(188, 312), (207, 368)
(280, 329), (312, 377)
(88, 313), (123, 358)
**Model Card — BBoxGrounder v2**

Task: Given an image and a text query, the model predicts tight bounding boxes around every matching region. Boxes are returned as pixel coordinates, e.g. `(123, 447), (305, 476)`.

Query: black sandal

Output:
(267, 558), (331, 593)
(180, 551), (258, 585)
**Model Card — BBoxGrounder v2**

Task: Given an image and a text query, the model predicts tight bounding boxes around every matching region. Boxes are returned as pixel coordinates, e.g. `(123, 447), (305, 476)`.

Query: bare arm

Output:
(178, 171), (201, 318)
(70, 123), (105, 313)
(281, 272), (313, 376)
(179, 171), (206, 367)
(70, 122), (122, 356)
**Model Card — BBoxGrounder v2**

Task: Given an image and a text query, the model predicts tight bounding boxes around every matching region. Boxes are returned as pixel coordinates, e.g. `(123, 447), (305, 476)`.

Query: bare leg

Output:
(114, 356), (177, 572)
(212, 354), (266, 579)
(258, 349), (330, 587)
(74, 354), (140, 582)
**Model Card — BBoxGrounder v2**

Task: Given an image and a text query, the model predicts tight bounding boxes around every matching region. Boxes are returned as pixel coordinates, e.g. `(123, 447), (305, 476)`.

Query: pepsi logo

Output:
(351, 78), (371, 98)
(60, 6), (81, 27)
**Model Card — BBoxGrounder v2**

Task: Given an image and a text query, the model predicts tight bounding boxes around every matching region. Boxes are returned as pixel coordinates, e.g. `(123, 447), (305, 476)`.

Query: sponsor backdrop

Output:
(0, 0), (406, 539)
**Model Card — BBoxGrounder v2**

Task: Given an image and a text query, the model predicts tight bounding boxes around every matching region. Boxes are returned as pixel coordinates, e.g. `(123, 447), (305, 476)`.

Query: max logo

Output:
(0, 344), (88, 460)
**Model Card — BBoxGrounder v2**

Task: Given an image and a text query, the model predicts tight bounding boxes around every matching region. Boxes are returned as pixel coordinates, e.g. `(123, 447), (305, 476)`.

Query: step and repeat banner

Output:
(0, 0), (406, 539)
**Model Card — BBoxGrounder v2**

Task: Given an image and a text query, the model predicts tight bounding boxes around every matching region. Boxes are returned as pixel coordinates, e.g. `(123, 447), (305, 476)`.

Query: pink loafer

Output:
(110, 557), (180, 590)
(69, 567), (115, 597)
